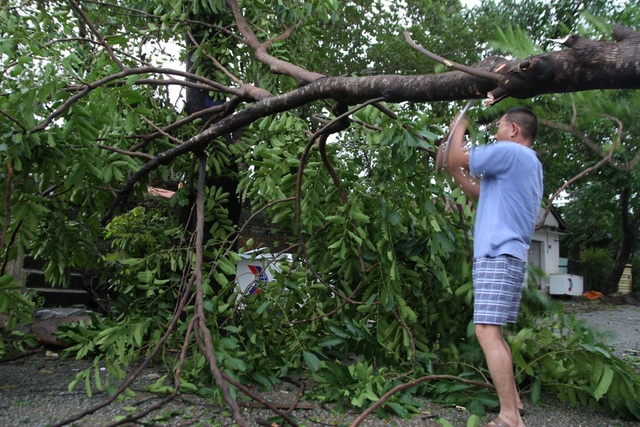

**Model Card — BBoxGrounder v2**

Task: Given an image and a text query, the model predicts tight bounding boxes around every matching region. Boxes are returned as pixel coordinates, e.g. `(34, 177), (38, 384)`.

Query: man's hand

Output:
(446, 115), (469, 172)
(448, 111), (465, 132)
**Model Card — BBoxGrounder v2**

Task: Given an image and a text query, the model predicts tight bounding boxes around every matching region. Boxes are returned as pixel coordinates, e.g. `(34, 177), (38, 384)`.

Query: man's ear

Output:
(510, 122), (521, 138)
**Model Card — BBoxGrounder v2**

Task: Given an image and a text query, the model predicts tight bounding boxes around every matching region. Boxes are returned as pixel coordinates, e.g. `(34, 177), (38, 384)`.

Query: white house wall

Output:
(532, 229), (562, 274)
(531, 208), (565, 291)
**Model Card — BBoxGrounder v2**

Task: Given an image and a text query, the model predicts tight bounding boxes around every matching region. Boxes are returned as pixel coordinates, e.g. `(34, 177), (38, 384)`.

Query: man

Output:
(442, 107), (543, 427)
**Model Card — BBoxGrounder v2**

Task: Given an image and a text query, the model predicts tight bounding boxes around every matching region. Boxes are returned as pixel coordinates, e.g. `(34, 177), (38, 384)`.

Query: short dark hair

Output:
(505, 107), (537, 142)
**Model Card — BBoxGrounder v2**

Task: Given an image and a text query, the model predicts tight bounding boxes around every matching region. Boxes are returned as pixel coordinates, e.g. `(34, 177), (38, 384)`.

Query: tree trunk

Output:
(605, 187), (638, 294)
(180, 16), (242, 240)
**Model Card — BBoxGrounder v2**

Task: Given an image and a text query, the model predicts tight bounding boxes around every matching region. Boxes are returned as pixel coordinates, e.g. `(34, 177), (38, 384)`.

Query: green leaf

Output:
(217, 256), (237, 276)
(212, 271), (229, 286)
(85, 371), (93, 397)
(466, 415), (480, 427)
(132, 322), (145, 347)
(349, 210), (370, 223)
(326, 215), (345, 224)
(146, 375), (172, 394)
(385, 401), (408, 418)
(303, 351), (321, 372)
(224, 357), (247, 371)
(256, 301), (270, 315)
(125, 75), (139, 86)
(386, 211), (402, 226)
(318, 337), (344, 347)
(94, 362), (103, 391)
(594, 365), (614, 401)
(530, 375), (542, 403)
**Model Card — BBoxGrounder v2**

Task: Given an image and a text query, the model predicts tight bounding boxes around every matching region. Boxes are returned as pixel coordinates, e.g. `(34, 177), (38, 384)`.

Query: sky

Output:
(461, 0), (481, 7)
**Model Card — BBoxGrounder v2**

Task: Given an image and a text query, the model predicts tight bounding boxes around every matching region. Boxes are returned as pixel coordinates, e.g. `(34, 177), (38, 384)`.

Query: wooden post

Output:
(618, 264), (632, 294)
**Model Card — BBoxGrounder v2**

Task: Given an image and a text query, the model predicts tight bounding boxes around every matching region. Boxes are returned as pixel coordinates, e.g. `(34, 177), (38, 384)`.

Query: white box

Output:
(235, 249), (292, 296)
(548, 274), (583, 296)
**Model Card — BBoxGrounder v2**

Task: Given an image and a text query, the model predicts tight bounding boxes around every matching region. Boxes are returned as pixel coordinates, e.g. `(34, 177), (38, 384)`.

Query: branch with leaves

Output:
(101, 24), (640, 221)
(4, 2), (640, 426)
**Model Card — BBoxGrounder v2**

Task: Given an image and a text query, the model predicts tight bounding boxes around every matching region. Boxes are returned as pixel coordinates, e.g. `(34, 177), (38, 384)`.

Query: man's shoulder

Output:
(473, 141), (519, 154)
(492, 141), (540, 163)
(471, 141), (521, 164)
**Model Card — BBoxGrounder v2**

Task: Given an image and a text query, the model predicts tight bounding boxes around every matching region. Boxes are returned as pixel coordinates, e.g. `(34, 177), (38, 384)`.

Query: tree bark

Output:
(179, 15), (243, 241)
(606, 187), (639, 295)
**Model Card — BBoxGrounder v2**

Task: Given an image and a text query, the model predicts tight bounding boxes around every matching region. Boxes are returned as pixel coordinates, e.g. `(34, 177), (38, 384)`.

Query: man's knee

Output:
(475, 323), (501, 346)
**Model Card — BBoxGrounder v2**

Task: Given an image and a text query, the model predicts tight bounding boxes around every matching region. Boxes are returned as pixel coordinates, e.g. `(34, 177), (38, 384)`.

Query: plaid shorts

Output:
(472, 255), (526, 325)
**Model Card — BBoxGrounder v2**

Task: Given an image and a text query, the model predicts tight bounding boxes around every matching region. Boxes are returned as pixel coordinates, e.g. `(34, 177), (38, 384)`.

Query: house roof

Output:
(537, 205), (568, 233)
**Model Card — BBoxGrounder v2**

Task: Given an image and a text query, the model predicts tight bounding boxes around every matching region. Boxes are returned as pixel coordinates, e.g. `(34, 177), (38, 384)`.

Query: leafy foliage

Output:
(511, 312), (640, 420)
(579, 248), (614, 293)
(0, 274), (38, 357)
(1, 0), (640, 424)
(469, 0), (620, 50)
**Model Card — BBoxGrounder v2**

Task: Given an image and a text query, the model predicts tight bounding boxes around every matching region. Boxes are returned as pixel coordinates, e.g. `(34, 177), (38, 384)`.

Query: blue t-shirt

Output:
(469, 141), (543, 261)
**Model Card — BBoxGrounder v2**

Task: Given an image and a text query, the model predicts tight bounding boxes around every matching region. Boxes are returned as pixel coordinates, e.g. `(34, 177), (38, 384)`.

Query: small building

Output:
(529, 206), (569, 290)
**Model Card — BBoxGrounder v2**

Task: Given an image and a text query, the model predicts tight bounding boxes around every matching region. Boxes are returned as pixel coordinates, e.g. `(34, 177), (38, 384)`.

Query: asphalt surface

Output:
(1, 303), (639, 427)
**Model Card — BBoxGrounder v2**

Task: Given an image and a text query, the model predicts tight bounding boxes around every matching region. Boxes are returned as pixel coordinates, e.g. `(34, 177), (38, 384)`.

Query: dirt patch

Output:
(558, 291), (640, 315)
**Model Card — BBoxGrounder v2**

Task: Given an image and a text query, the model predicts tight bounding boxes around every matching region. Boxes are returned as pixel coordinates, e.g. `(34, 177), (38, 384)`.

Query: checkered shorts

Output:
(472, 255), (527, 325)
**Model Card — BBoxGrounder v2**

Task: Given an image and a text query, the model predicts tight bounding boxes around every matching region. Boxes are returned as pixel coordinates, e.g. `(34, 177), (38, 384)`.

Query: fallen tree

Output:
(2, 1), (640, 426)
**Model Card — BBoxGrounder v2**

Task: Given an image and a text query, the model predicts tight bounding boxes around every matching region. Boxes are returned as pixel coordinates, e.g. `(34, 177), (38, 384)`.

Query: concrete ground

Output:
(1, 301), (639, 427)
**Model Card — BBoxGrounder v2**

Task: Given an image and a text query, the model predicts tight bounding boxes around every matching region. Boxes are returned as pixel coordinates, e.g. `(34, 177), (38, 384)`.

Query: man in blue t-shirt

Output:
(443, 107), (543, 427)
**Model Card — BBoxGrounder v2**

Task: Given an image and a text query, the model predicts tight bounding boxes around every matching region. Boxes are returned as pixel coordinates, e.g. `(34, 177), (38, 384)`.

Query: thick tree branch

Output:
(225, 0), (324, 84)
(103, 26), (640, 222)
(192, 152), (248, 427)
(350, 375), (494, 427)
(539, 115), (622, 227)
(129, 97), (243, 151)
(403, 31), (501, 83)
(97, 144), (154, 160)
(69, 0), (125, 70)
(186, 32), (273, 100)
(32, 66), (244, 133)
